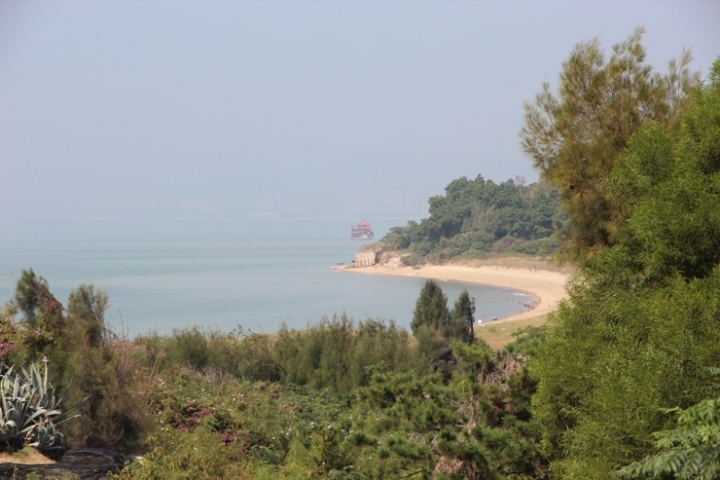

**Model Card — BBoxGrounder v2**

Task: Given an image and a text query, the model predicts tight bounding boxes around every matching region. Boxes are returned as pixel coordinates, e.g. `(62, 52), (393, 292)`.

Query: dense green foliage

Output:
(135, 316), (417, 395)
(4, 271), (151, 451)
(412, 281), (475, 352)
(617, 391), (720, 479)
(529, 57), (720, 479)
(0, 269), (549, 478)
(520, 27), (701, 262)
(380, 175), (563, 263)
(120, 338), (546, 479)
(450, 290), (475, 345)
(270, 317), (417, 393)
(411, 280), (451, 335)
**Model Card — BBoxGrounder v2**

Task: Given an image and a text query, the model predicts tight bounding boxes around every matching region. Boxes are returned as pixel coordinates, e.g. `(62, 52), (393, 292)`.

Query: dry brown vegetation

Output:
(457, 256), (575, 274)
(0, 447), (55, 465)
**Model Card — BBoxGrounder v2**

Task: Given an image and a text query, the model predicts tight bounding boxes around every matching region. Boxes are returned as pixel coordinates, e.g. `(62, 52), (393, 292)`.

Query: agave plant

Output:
(0, 362), (88, 453)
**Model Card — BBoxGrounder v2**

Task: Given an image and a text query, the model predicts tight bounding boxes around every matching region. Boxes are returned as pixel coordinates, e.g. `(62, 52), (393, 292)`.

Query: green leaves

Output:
(618, 397), (720, 479)
(67, 283), (110, 348)
(529, 57), (720, 479)
(450, 290), (476, 345)
(379, 175), (562, 260)
(0, 363), (88, 453)
(521, 27), (701, 262)
(411, 280), (450, 336)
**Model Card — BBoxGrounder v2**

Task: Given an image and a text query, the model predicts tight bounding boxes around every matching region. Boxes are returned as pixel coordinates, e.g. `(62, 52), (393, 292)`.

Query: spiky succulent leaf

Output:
(0, 362), (87, 452)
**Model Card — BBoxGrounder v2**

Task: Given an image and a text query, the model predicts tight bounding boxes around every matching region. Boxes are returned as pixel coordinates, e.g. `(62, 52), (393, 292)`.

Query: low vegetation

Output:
(476, 315), (549, 350)
(0, 270), (547, 478)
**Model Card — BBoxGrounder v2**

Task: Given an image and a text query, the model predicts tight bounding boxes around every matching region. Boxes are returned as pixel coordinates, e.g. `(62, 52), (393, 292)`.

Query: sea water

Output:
(0, 219), (532, 337)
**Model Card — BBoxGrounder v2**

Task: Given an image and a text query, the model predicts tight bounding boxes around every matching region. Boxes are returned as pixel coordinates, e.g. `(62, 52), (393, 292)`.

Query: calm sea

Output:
(0, 219), (531, 337)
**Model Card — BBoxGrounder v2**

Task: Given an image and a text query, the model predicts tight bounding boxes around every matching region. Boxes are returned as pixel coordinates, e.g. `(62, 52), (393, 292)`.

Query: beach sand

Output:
(342, 264), (570, 323)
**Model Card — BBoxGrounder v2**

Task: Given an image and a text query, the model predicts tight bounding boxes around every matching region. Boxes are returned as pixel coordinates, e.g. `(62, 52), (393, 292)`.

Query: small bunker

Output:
(353, 251), (376, 267)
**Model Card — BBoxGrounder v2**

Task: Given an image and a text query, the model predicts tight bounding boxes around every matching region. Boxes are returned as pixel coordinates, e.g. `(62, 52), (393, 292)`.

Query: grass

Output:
(476, 313), (549, 350)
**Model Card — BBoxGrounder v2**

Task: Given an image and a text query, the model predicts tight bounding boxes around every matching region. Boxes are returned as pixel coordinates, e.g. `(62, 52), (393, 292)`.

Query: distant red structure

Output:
(351, 221), (374, 240)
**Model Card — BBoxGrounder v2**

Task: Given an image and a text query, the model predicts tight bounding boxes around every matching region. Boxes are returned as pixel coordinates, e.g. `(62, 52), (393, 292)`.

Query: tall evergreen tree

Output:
(411, 280), (450, 336)
(450, 290), (475, 344)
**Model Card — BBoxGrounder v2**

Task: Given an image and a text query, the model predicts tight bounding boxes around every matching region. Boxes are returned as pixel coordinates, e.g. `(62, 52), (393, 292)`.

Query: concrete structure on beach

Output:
(353, 251), (376, 267)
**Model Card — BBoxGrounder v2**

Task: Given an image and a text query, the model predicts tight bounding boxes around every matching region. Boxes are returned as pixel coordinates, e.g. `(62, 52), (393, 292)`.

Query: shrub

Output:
(0, 362), (87, 455)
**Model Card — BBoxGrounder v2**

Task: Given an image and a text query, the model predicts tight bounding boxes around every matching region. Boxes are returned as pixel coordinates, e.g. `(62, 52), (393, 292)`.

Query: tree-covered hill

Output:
(380, 175), (565, 263)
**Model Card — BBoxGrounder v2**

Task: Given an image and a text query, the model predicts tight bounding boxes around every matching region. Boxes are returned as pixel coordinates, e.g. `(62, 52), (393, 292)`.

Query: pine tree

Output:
(520, 27), (700, 262)
(450, 290), (475, 344)
(410, 280), (450, 336)
(67, 284), (110, 348)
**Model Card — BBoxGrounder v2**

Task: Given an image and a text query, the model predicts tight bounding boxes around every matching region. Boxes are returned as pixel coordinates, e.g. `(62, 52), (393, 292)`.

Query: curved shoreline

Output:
(339, 264), (569, 324)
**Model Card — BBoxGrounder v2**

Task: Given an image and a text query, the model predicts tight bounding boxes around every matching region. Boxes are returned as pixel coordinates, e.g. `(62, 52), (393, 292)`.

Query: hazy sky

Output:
(1, 1), (719, 226)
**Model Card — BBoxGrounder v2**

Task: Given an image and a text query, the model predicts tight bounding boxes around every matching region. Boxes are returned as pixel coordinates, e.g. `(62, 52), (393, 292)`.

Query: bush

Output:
(399, 253), (425, 268)
(505, 237), (560, 256)
(0, 362), (87, 455)
(273, 316), (418, 393)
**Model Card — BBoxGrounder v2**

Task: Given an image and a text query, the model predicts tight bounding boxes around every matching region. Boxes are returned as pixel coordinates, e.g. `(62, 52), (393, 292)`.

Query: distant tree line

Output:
(380, 175), (565, 264)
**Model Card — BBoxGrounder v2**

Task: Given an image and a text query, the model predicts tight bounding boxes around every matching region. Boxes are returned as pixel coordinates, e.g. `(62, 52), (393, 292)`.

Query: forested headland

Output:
(377, 175), (565, 265)
(1, 28), (719, 479)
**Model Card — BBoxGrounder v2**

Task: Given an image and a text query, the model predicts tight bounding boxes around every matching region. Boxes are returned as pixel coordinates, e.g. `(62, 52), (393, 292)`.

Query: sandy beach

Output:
(342, 264), (570, 323)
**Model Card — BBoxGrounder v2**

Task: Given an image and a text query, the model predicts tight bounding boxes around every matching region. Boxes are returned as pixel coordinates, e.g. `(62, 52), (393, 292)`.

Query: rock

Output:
(61, 449), (126, 466)
(0, 448), (128, 480)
